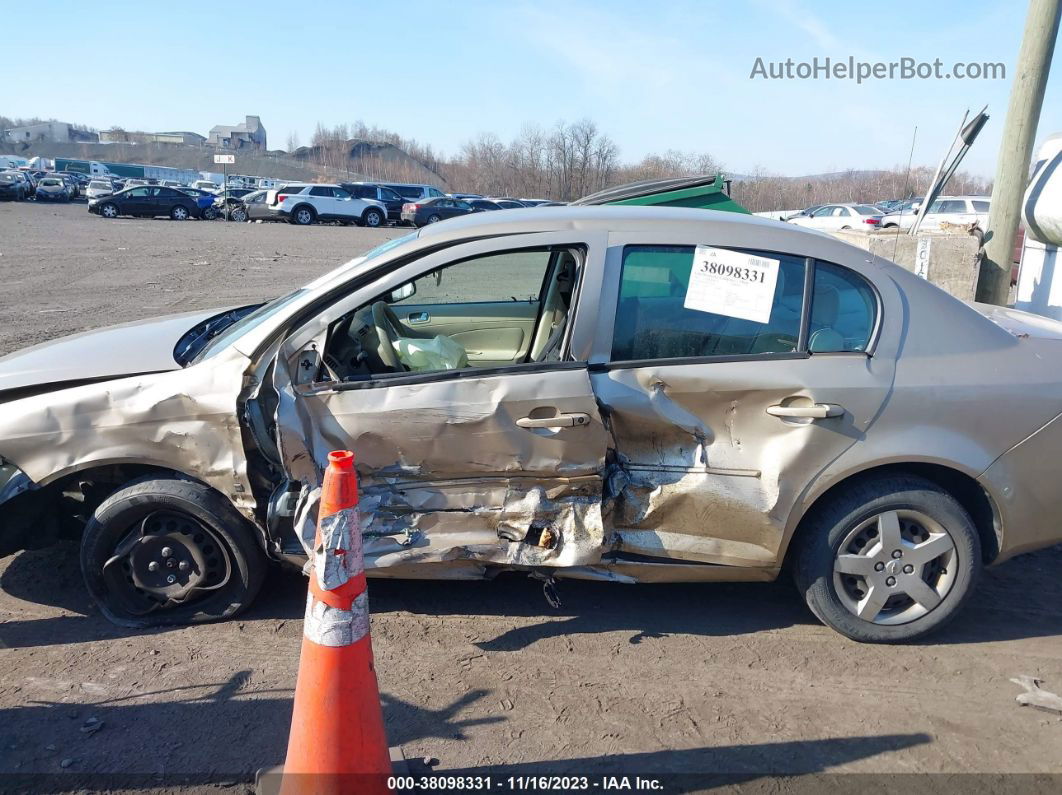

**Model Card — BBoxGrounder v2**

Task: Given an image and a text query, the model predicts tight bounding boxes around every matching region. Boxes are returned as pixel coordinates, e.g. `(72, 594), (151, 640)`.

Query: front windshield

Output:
(193, 289), (308, 362)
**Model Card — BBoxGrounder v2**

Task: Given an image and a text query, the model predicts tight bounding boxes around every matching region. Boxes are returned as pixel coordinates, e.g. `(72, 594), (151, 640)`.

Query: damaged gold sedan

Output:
(3, 207), (1062, 642)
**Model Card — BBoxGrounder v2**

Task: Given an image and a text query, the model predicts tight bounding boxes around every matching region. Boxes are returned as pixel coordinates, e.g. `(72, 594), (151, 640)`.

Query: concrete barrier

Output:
(831, 228), (982, 301)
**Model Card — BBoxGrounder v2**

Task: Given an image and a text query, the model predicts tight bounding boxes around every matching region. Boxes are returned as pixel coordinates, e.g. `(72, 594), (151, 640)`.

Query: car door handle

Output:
(766, 403), (844, 419)
(516, 412), (591, 429)
(407, 312), (430, 324)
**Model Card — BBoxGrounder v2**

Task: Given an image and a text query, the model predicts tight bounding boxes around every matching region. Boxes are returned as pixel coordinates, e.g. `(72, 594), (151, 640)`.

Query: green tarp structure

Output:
(572, 174), (749, 214)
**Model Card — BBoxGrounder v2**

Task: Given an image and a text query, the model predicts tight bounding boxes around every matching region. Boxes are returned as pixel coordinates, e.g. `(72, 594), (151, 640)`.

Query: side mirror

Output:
(386, 282), (416, 303)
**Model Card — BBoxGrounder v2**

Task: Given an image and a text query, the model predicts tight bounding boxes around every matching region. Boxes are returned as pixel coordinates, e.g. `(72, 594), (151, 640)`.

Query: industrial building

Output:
(208, 115), (267, 150)
(2, 121), (97, 145)
(99, 130), (207, 146)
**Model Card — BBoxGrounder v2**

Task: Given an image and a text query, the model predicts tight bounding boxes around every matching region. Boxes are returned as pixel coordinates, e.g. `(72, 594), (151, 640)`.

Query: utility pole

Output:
(979, 0), (1062, 304)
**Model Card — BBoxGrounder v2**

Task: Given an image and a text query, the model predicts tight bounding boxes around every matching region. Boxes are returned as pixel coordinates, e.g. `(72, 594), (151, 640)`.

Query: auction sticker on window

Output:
(684, 245), (780, 323)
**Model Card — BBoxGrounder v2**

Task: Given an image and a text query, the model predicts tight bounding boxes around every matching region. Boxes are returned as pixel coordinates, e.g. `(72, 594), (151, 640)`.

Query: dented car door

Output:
(590, 234), (896, 569)
(270, 232), (611, 577)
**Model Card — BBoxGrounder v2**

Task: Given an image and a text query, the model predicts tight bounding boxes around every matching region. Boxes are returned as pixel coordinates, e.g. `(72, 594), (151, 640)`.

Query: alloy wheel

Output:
(832, 509), (958, 625)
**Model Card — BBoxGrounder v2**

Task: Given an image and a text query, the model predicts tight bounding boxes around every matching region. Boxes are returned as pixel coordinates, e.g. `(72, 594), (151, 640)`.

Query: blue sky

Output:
(7, 0), (1062, 177)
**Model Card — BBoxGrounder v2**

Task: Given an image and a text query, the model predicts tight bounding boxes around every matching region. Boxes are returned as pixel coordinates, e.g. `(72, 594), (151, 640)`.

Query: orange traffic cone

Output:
(280, 450), (393, 795)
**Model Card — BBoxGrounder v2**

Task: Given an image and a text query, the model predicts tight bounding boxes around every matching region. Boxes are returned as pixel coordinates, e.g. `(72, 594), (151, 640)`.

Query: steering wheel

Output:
(371, 301), (404, 369)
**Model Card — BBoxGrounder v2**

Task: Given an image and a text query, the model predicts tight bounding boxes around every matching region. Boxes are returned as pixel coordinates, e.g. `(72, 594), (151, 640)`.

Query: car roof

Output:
(413, 205), (884, 261)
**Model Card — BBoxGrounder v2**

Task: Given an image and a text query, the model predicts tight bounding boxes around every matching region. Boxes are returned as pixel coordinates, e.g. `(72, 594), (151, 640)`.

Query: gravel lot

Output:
(1, 202), (1061, 791)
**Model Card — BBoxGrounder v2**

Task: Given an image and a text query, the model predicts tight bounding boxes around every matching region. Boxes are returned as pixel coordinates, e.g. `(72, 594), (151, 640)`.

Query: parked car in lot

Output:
(788, 203), (883, 231)
(11, 171), (36, 199)
(35, 177), (73, 201)
(268, 183), (387, 226)
(401, 196), (475, 226)
(784, 205), (824, 221)
(54, 172), (83, 198)
(175, 187), (222, 219)
(3, 206), (1061, 641)
(340, 182), (405, 223)
(85, 179), (117, 200)
(381, 182), (448, 202)
(469, 198), (503, 212)
(227, 190), (276, 223)
(88, 186), (202, 220)
(488, 197), (530, 209)
(0, 171), (28, 200)
(881, 195), (991, 231)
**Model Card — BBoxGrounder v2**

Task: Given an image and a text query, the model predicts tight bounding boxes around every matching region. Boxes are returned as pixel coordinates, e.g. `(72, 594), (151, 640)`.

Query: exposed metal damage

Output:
(271, 342), (792, 581)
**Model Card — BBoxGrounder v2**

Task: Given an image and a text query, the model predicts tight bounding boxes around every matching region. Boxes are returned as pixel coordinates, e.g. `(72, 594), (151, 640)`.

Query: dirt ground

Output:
(1, 201), (1061, 792)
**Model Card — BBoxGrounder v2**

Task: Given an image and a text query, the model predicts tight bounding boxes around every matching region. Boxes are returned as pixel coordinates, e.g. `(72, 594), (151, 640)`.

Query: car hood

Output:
(0, 308), (225, 395)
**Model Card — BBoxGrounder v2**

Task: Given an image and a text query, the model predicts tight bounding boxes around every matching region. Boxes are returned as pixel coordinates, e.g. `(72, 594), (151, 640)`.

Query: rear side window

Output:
(612, 245), (806, 361)
(932, 199), (966, 214)
(387, 185), (422, 199)
(309, 186), (334, 197)
(808, 261), (876, 352)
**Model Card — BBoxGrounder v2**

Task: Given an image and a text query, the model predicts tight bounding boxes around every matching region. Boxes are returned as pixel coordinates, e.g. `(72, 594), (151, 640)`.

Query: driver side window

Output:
(322, 247), (579, 381)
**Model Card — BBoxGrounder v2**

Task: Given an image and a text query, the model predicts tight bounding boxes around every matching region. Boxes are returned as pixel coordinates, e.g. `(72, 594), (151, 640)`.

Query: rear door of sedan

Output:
(586, 231), (898, 569)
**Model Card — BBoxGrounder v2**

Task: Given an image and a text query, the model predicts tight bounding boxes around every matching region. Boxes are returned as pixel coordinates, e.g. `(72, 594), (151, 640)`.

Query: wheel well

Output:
(1, 464), (194, 556)
(788, 463), (1001, 566)
(293, 202), (316, 216)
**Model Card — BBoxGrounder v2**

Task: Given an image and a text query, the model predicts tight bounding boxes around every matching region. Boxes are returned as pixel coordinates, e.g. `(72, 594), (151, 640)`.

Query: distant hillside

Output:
(730, 169), (892, 182)
(288, 139), (448, 186)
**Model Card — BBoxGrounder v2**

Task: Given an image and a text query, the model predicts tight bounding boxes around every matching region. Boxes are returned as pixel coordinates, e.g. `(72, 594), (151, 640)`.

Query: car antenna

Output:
(892, 125), (918, 264)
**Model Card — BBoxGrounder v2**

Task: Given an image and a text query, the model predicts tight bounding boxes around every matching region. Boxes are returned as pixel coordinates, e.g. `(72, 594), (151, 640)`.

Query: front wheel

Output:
(81, 478), (268, 627)
(202, 206), (219, 221)
(170, 205), (190, 220)
(792, 474), (980, 643)
(229, 206), (248, 222)
(100, 202), (119, 218)
(362, 208), (384, 228)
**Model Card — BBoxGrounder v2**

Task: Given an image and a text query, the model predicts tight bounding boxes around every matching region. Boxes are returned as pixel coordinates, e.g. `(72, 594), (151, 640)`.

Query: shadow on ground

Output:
(0, 663), (930, 788)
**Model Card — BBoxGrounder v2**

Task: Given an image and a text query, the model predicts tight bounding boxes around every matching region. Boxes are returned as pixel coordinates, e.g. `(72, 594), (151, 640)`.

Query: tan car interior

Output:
(322, 248), (581, 380)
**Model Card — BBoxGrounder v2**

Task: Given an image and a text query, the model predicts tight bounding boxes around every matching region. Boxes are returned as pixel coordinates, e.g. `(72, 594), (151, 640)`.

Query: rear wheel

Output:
(291, 205), (316, 225)
(426, 213), (441, 224)
(170, 205), (190, 220)
(792, 474), (980, 643)
(81, 478), (268, 627)
(100, 202), (119, 218)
